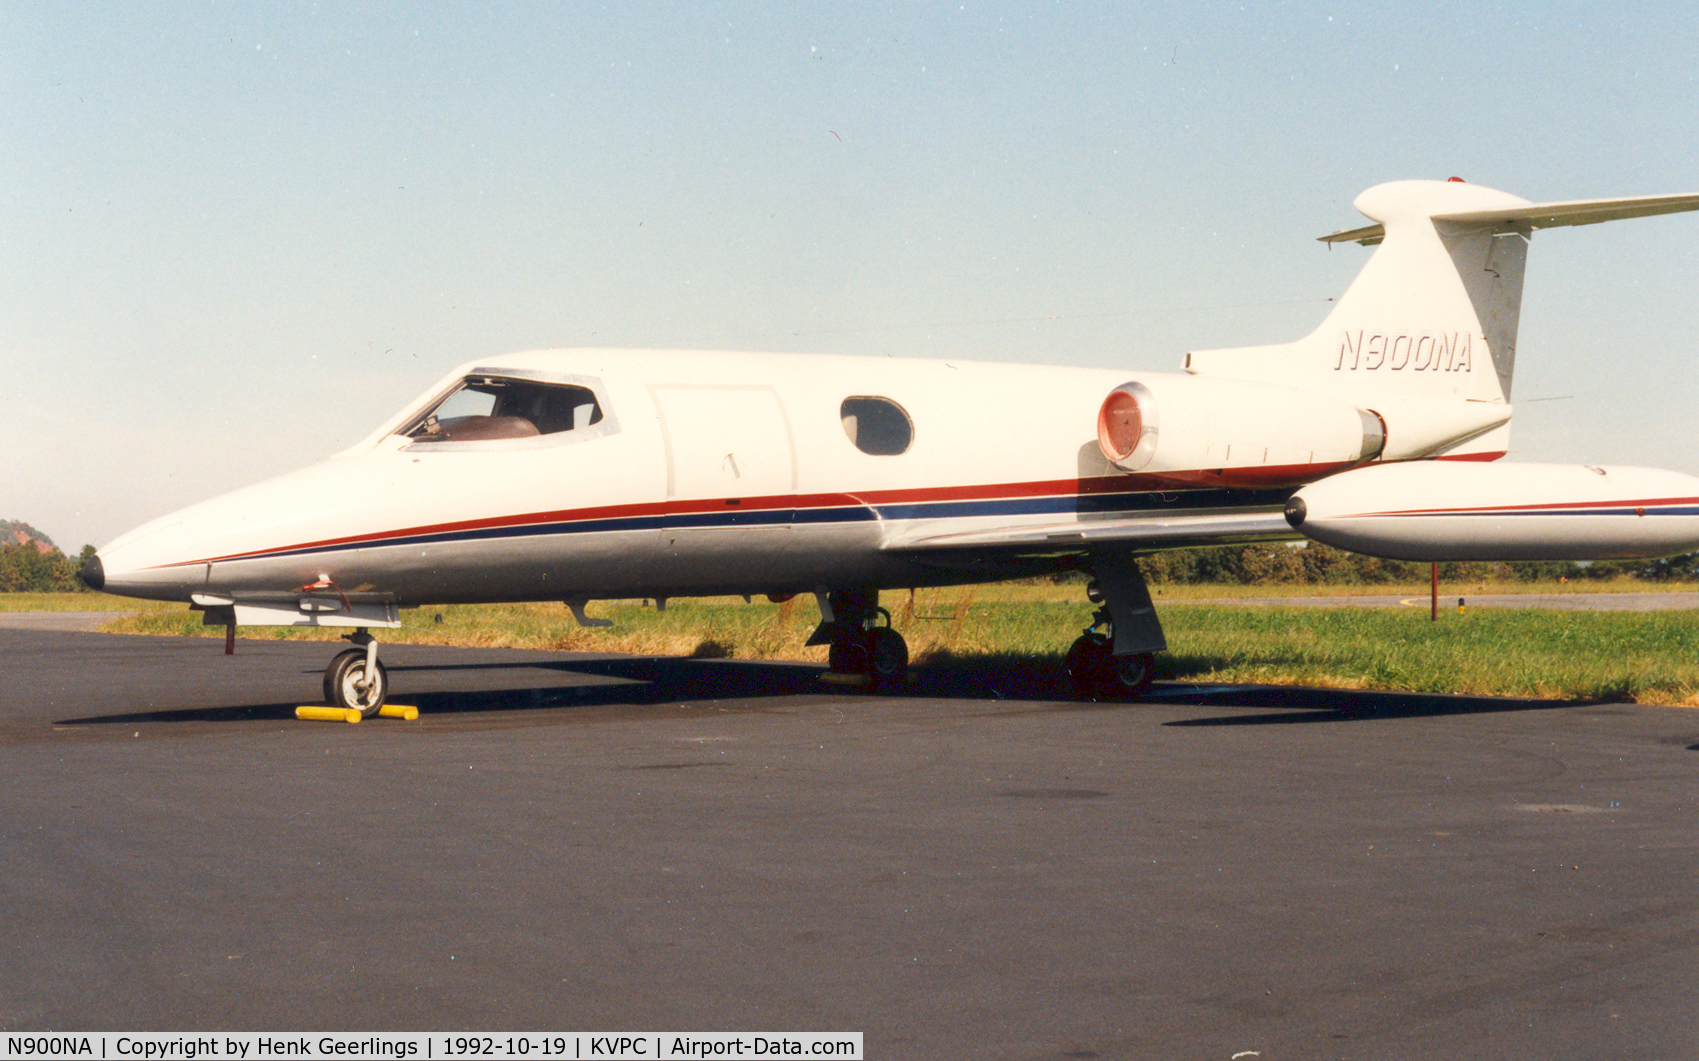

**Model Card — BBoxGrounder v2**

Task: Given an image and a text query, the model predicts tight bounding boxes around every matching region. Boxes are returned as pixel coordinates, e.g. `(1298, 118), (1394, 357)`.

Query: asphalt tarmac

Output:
(2, 626), (1695, 1060)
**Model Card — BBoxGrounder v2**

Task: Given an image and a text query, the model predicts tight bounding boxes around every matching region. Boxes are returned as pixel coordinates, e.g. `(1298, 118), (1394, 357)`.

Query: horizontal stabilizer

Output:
(1320, 190), (1699, 245)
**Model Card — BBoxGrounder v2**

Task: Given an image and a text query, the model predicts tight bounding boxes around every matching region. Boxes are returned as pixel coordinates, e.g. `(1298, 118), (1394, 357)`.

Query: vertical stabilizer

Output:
(1183, 180), (1699, 458)
(1186, 180), (1532, 407)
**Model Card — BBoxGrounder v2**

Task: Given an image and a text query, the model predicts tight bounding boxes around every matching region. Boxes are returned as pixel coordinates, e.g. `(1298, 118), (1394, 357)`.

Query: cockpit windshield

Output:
(399, 372), (614, 447)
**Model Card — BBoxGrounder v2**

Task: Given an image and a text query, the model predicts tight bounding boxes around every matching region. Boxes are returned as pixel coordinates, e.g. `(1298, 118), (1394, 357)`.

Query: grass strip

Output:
(0, 592), (179, 613)
(91, 589), (1699, 706)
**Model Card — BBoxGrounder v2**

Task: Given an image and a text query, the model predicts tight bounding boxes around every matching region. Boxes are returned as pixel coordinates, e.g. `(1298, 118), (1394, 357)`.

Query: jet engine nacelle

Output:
(1285, 461), (1699, 561)
(1096, 376), (1387, 487)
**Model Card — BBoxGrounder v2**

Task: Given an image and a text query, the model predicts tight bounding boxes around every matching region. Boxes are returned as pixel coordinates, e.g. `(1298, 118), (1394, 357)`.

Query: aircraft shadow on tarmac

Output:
(53, 653), (1596, 728)
(1150, 684), (1585, 726)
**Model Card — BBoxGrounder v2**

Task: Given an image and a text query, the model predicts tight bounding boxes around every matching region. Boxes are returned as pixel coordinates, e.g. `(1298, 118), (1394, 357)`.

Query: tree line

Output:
(1135, 542), (1699, 585)
(0, 539), (97, 592)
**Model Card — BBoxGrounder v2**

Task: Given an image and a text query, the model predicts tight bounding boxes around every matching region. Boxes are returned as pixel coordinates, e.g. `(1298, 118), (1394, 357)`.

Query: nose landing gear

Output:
(324, 629), (388, 717)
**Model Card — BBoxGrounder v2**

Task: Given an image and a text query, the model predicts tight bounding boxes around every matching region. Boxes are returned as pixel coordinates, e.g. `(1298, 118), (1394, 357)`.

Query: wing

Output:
(881, 508), (1295, 557)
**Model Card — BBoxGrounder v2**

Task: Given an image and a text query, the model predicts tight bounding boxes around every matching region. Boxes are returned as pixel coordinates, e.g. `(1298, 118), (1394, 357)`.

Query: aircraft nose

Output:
(80, 553), (105, 591)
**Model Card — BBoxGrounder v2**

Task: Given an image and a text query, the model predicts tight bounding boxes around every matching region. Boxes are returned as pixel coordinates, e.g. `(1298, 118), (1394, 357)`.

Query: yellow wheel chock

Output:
(294, 704), (419, 723)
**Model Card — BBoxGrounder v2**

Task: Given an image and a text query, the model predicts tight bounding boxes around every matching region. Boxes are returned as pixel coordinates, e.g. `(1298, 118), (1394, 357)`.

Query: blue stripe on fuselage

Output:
(219, 485), (1294, 564)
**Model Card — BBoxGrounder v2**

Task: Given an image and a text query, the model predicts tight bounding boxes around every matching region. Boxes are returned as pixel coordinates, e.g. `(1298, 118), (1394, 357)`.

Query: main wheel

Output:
(1064, 633), (1113, 698)
(827, 635), (869, 674)
(324, 648), (389, 717)
(866, 627), (909, 691)
(1100, 651), (1156, 700)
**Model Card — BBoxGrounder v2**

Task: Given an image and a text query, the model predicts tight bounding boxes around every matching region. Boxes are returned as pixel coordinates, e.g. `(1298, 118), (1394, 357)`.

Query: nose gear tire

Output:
(324, 648), (389, 717)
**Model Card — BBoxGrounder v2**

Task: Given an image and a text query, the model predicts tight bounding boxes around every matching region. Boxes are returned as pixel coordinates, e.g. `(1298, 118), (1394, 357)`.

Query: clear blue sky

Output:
(5, 2), (1697, 549)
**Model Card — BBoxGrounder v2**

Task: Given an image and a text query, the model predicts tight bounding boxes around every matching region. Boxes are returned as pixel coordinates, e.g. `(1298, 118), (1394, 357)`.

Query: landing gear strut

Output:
(811, 589), (909, 691)
(324, 628), (388, 717)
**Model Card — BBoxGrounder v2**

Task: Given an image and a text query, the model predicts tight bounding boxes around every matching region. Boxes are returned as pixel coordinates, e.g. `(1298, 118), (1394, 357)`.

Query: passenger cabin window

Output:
(840, 396), (913, 456)
(404, 375), (608, 445)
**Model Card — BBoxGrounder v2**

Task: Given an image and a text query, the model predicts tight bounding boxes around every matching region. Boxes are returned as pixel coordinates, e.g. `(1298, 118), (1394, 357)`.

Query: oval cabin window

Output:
(840, 396), (913, 456)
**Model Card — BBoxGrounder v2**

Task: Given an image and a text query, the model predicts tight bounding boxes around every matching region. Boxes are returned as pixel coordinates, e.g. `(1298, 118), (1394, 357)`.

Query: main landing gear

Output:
(324, 628), (388, 717)
(1064, 554), (1165, 700)
(810, 589), (909, 691)
(1065, 616), (1156, 700)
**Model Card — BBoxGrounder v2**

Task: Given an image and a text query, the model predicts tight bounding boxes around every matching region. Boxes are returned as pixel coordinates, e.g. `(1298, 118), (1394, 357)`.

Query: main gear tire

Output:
(1064, 633), (1113, 698)
(827, 635), (869, 675)
(866, 627), (909, 691)
(1101, 651), (1156, 700)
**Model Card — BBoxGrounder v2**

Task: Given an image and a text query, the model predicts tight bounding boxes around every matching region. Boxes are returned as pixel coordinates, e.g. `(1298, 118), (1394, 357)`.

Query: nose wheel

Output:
(324, 631), (388, 717)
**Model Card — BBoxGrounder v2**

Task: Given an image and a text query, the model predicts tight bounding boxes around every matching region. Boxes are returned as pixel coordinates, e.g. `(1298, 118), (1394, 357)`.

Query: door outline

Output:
(647, 383), (799, 500)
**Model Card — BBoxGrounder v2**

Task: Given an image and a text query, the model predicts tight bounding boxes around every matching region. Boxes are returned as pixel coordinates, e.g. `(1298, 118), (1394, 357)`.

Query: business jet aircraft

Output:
(84, 178), (1699, 715)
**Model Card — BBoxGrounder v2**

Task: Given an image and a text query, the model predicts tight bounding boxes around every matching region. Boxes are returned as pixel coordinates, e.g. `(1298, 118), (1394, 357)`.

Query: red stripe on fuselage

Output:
(169, 475), (1139, 567)
(153, 456), (1435, 570)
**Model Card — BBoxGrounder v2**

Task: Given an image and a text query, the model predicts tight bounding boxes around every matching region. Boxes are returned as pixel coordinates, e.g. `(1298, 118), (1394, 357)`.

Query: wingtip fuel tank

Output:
(1286, 461), (1699, 562)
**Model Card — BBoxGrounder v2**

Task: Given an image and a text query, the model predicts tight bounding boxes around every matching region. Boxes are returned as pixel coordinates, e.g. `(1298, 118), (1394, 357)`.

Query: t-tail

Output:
(1183, 179), (1699, 462)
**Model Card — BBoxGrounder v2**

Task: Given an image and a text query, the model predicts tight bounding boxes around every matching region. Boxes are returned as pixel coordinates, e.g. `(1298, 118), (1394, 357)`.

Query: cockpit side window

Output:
(401, 372), (615, 448)
(840, 396), (913, 455)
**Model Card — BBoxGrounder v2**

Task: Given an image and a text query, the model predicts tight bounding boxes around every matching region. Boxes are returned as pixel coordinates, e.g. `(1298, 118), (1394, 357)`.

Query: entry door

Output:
(649, 384), (797, 501)
(646, 383), (798, 590)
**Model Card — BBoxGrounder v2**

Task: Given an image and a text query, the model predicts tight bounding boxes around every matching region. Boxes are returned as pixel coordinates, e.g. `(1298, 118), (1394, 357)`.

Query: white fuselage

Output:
(94, 349), (1302, 610)
(96, 345), (1699, 622)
